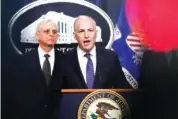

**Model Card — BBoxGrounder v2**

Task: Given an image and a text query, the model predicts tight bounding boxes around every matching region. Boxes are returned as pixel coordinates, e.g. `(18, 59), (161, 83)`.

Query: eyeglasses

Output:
(40, 29), (58, 35)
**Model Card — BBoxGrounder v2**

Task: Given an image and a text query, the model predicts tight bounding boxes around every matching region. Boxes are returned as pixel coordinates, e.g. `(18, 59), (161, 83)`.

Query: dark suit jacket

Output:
(61, 47), (131, 89)
(7, 49), (63, 119)
(139, 50), (178, 119)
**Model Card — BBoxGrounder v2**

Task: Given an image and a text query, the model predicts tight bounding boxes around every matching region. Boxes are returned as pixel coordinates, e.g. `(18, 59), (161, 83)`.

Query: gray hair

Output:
(36, 16), (58, 32)
(74, 15), (97, 31)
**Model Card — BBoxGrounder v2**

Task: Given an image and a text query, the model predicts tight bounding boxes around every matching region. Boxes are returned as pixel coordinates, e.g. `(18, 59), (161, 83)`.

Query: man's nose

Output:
(49, 31), (54, 36)
(84, 31), (89, 38)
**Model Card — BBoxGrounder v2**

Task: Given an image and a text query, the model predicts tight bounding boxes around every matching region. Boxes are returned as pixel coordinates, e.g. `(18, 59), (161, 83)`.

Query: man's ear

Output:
(95, 29), (98, 39)
(96, 29), (98, 36)
(73, 32), (77, 41)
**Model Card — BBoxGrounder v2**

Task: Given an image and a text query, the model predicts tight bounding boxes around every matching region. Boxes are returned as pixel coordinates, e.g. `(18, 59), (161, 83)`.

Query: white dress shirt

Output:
(38, 46), (55, 75)
(77, 46), (96, 83)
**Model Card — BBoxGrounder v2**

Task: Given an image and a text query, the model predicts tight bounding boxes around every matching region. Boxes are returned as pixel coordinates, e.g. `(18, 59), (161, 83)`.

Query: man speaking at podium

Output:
(61, 15), (131, 89)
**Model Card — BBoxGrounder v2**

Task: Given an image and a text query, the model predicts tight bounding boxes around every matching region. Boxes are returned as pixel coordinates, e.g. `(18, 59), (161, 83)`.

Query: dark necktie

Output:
(85, 53), (94, 89)
(43, 54), (51, 86)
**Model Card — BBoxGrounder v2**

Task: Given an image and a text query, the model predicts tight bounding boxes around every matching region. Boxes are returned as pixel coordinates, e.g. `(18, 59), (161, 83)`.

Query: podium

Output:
(55, 89), (141, 119)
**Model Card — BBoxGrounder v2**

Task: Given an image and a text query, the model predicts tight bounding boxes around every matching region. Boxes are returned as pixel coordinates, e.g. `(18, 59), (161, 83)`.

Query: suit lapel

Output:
(51, 50), (58, 79)
(30, 50), (47, 87)
(93, 47), (106, 88)
(73, 49), (88, 88)
(50, 50), (58, 86)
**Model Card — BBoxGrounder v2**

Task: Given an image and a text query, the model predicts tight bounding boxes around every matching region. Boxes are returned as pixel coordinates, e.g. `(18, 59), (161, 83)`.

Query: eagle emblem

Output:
(78, 90), (130, 119)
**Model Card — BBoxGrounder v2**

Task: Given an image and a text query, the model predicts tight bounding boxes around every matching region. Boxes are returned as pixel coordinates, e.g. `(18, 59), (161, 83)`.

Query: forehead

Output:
(75, 18), (95, 30)
(39, 21), (57, 30)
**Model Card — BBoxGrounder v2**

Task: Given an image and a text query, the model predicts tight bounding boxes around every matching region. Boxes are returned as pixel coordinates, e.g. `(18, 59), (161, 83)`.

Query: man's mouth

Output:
(83, 40), (90, 45)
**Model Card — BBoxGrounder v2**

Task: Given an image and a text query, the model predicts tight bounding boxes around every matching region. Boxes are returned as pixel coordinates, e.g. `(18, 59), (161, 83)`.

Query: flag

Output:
(112, 0), (144, 88)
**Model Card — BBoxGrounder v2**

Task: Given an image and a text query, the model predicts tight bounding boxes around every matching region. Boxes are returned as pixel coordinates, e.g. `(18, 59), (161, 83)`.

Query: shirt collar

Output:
(38, 46), (55, 58)
(77, 46), (96, 57)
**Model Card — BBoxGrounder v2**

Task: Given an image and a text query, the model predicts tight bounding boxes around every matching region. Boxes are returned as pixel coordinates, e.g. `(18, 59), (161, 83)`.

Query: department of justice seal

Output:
(78, 90), (130, 119)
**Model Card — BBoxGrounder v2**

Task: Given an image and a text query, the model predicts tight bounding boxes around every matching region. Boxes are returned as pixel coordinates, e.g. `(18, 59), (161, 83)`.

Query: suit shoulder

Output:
(20, 49), (37, 58)
(64, 48), (75, 54)
(100, 48), (117, 57)
(63, 48), (76, 57)
(55, 50), (64, 58)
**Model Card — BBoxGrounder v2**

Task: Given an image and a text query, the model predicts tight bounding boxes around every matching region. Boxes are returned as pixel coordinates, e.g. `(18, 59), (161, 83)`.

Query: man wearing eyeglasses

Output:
(10, 17), (63, 119)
